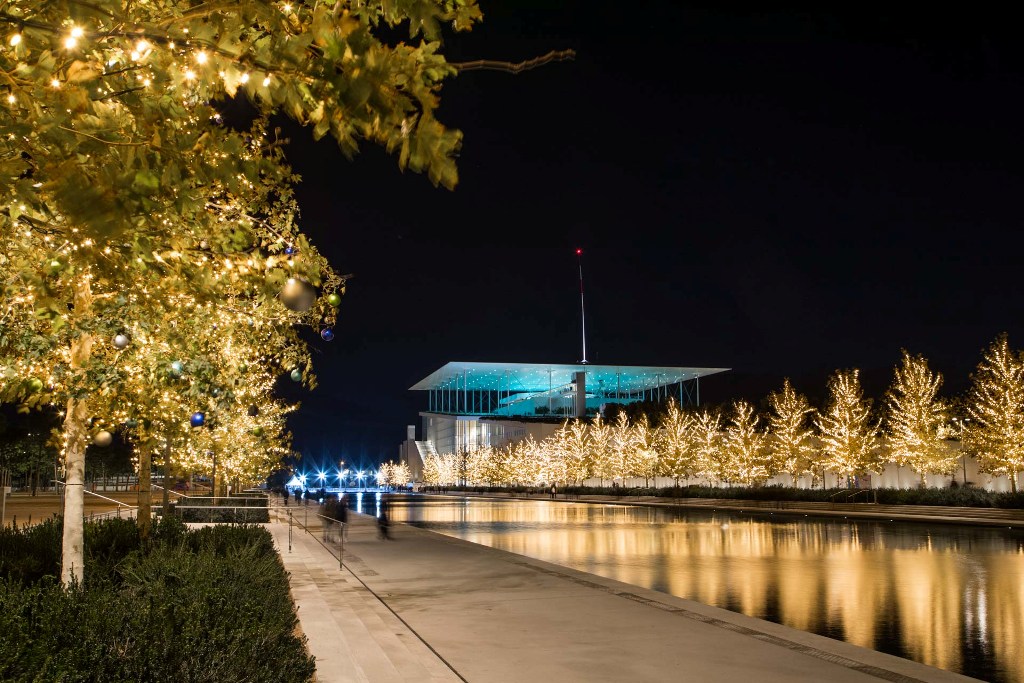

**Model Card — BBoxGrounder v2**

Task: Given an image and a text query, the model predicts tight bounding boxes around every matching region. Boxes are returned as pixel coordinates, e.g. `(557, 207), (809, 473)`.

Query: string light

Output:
(196, 50), (208, 64)
(9, 33), (21, 46)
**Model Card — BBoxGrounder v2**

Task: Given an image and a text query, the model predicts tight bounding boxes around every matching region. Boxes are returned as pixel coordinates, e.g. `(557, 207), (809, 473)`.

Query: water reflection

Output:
(387, 497), (1024, 683)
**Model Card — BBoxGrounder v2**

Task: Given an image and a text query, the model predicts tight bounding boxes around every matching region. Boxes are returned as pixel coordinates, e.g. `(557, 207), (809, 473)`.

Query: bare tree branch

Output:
(452, 49), (576, 74)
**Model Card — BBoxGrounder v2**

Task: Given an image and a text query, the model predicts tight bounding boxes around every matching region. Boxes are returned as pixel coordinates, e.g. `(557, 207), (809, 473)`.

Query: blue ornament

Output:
(190, 412), (205, 428)
(170, 360), (184, 377)
(290, 368), (302, 382)
(320, 328), (334, 341)
(285, 245), (294, 255)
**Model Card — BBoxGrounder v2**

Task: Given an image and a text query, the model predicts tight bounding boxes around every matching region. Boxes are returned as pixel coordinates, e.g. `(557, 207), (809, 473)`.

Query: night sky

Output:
(275, 3), (1024, 469)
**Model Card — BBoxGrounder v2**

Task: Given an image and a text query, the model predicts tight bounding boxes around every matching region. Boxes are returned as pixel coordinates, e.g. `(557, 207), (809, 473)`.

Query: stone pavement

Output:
(268, 510), (460, 683)
(272, 505), (978, 683)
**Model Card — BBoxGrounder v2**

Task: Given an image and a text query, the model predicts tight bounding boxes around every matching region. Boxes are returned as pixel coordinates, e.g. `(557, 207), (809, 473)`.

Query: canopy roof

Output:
(409, 362), (729, 393)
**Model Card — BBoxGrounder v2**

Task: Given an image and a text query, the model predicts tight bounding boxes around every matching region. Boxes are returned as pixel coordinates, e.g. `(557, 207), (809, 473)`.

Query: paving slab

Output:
(290, 509), (979, 683)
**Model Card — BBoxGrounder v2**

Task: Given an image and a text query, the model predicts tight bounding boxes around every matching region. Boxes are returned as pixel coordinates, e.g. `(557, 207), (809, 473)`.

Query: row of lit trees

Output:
(0, 0), (483, 586)
(376, 461), (412, 489)
(421, 335), (1024, 492)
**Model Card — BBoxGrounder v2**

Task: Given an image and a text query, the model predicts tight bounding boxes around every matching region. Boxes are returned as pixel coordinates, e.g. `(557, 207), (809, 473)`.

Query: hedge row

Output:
(0, 517), (314, 683)
(443, 484), (1024, 509)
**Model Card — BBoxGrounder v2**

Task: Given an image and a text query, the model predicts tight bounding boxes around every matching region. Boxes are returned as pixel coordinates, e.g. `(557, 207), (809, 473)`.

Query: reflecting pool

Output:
(383, 496), (1024, 683)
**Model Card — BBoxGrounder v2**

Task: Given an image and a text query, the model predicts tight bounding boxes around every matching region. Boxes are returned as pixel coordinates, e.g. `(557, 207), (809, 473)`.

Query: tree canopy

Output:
(1, 0), (482, 585)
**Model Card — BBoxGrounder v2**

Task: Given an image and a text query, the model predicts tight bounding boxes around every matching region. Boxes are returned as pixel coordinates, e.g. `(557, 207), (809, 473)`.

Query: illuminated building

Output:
(400, 362), (728, 477)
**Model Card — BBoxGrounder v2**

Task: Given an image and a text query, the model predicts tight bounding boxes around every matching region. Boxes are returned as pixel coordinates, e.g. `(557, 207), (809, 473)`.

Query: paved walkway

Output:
(272, 506), (978, 683)
(268, 510), (460, 683)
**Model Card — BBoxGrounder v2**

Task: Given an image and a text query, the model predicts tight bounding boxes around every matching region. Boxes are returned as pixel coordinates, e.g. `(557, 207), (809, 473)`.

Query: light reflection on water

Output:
(386, 497), (1024, 683)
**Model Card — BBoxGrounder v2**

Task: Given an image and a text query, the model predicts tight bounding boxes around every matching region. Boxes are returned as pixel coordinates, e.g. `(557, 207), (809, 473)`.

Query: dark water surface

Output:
(368, 495), (1024, 683)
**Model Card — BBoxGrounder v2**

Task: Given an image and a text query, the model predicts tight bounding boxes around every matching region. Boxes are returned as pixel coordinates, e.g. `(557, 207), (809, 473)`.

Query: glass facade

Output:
(411, 362), (729, 419)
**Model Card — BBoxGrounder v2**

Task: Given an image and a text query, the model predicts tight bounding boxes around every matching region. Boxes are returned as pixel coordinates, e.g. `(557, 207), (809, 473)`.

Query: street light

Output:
(356, 470), (365, 490)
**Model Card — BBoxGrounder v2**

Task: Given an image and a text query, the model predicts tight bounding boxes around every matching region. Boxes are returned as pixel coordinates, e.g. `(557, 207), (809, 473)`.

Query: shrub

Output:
(0, 520), (314, 683)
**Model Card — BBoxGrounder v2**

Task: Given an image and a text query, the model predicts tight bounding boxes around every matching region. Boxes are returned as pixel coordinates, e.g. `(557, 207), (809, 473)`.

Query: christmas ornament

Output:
(92, 430), (113, 447)
(26, 377), (44, 393)
(280, 277), (316, 312)
(199, 240), (209, 250)
(170, 360), (184, 377)
(125, 419), (139, 428)
(252, 426), (264, 437)
(190, 412), (206, 428)
(238, 363), (248, 373)
(290, 368), (302, 382)
(46, 259), (63, 275)
(113, 334), (130, 349)
(320, 328), (334, 341)
(247, 405), (259, 417)
(327, 293), (342, 307)
(211, 387), (221, 397)
(285, 245), (295, 255)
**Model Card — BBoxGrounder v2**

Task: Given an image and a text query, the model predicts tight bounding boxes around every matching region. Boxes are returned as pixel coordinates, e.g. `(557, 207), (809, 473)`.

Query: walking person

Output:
(550, 484), (556, 500)
(377, 505), (390, 540)
(282, 487), (289, 506)
(339, 500), (349, 540)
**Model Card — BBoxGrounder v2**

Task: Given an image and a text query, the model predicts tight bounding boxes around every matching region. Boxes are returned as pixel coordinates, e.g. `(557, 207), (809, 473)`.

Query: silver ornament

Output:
(280, 277), (316, 312)
(113, 334), (130, 349)
(93, 430), (113, 447)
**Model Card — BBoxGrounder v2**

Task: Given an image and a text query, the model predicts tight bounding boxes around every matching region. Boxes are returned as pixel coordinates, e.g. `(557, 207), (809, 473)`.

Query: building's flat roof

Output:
(409, 362), (729, 393)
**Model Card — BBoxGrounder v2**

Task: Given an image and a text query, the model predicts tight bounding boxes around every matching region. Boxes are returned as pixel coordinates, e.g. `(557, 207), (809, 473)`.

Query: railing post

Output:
(288, 509), (292, 553)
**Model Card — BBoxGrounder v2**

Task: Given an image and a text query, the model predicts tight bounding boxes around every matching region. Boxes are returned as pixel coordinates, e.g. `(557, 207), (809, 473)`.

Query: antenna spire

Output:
(576, 248), (588, 364)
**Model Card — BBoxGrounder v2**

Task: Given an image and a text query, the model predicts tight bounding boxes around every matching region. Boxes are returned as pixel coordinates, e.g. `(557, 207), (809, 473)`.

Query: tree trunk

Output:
(137, 441), (152, 540)
(1012, 472), (1018, 494)
(61, 278), (93, 588)
(61, 396), (89, 587)
(161, 443), (171, 518)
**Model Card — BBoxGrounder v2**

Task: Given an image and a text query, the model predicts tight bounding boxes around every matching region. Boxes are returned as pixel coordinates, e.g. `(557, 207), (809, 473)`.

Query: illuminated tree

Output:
(631, 416), (660, 487)
(963, 334), (1024, 492)
(537, 431), (567, 487)
(608, 412), (636, 482)
(421, 452), (458, 487)
(815, 369), (880, 484)
(508, 438), (541, 486)
(690, 409), (722, 485)
(656, 399), (696, 484)
(561, 420), (591, 485)
(391, 462), (412, 488)
(720, 400), (770, 485)
(588, 415), (614, 485)
(464, 446), (495, 485)
(0, 0), (483, 586)
(766, 379), (818, 485)
(376, 462), (410, 488)
(884, 350), (956, 484)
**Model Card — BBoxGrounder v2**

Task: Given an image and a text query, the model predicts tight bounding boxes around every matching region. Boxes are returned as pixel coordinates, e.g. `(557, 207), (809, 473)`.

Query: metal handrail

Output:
(317, 513), (347, 569)
(174, 505), (271, 510)
(152, 484), (192, 499)
(53, 480), (137, 509)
